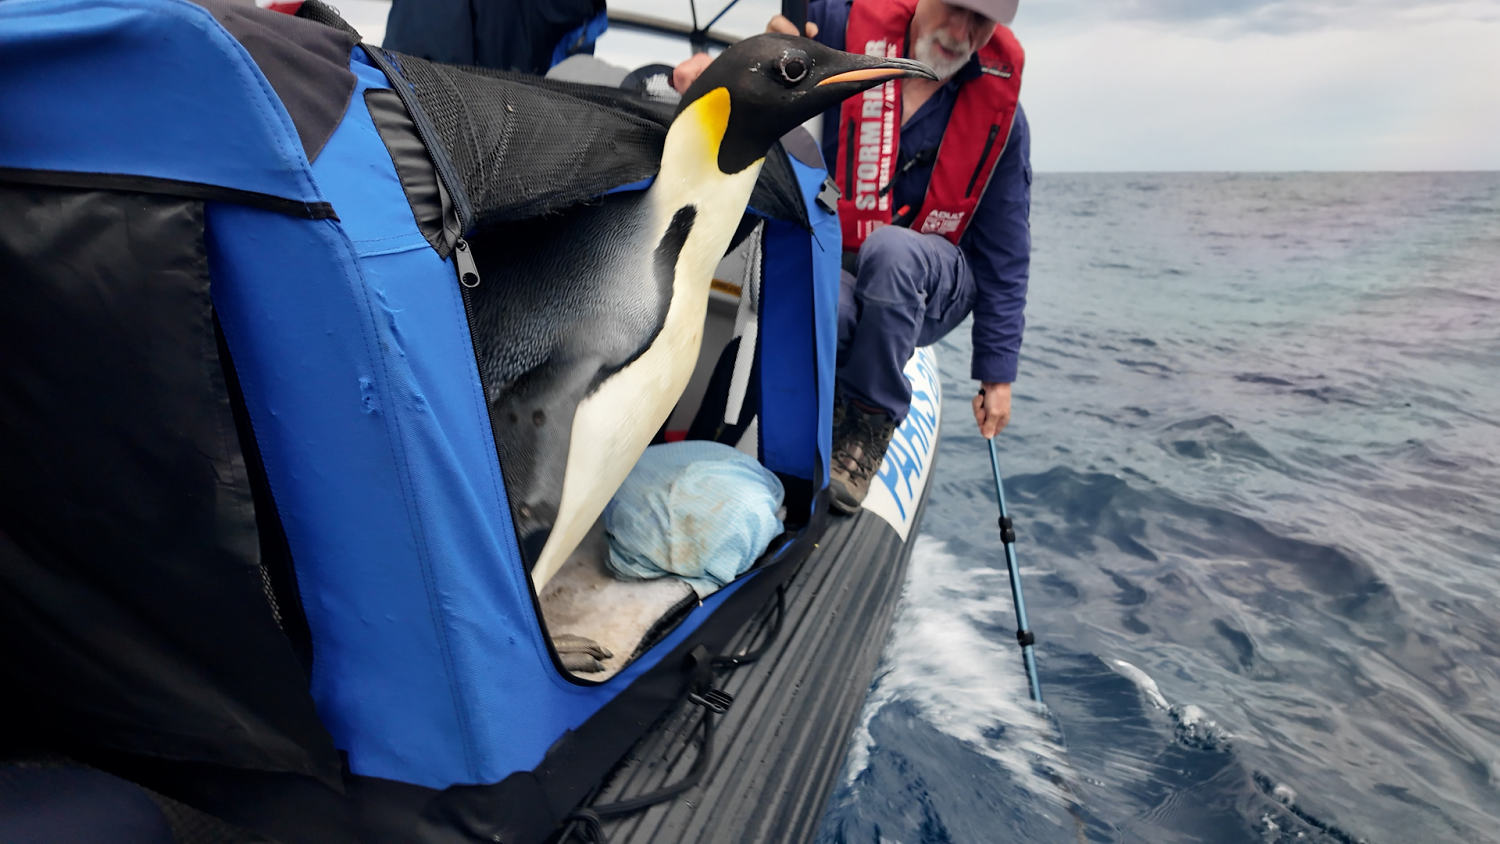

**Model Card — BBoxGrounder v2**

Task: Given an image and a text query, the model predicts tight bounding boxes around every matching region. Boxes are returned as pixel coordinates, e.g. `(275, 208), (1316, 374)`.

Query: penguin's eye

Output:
(773, 50), (810, 86)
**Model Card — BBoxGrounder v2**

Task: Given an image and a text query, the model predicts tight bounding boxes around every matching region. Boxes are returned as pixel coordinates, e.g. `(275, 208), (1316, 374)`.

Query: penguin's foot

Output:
(553, 633), (614, 673)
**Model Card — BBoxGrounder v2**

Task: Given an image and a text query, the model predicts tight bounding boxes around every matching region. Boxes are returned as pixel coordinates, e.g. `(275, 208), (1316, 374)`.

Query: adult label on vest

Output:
(864, 345), (942, 541)
(919, 209), (966, 236)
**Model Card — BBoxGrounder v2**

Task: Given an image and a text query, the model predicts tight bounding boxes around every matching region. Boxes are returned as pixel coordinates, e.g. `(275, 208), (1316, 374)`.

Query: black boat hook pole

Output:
(988, 437), (1042, 703)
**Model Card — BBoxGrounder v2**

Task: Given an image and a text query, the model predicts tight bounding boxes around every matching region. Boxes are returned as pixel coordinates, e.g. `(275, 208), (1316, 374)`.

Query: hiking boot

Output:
(828, 404), (897, 515)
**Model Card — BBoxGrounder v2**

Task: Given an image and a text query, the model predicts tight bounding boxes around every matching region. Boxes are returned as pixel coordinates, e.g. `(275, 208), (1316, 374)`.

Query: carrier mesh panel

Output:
(383, 50), (672, 228)
(293, 1), (810, 230)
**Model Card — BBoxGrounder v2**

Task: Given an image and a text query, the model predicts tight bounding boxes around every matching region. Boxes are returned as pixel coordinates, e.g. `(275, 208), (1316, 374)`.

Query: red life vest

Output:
(834, 0), (1024, 249)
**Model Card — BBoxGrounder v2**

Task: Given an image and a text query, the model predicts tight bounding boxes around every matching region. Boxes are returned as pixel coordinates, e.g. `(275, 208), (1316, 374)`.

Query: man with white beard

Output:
(674, 0), (1032, 514)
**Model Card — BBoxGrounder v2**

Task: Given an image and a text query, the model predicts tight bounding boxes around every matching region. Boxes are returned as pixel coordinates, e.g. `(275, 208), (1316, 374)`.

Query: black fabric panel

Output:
(0, 184), (340, 784)
(192, 0), (359, 163)
(218, 325), (314, 677)
(85, 756), (355, 844)
(346, 770), (555, 844)
(365, 88), (458, 254)
(748, 143), (811, 232)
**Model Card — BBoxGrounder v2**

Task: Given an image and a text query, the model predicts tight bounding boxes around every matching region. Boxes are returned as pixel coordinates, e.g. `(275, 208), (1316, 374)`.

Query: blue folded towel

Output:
(603, 440), (785, 597)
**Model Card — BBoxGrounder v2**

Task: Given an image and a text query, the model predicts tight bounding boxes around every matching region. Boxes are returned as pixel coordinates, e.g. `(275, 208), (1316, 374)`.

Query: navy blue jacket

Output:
(810, 0), (1031, 384)
(384, 0), (604, 74)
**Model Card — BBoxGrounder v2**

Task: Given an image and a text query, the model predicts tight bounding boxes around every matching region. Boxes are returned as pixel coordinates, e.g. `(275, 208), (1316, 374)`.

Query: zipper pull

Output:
(454, 237), (480, 288)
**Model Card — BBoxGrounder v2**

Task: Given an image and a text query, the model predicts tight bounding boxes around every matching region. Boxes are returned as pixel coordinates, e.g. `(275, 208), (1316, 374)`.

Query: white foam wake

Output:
(1110, 658), (1170, 711)
(841, 535), (1074, 807)
(1110, 658), (1232, 752)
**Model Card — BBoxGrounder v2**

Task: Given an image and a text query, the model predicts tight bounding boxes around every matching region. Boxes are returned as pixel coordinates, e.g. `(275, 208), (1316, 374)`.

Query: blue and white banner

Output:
(864, 346), (942, 540)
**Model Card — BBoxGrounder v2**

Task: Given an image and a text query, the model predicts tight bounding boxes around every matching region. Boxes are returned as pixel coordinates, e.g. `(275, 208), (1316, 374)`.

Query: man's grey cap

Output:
(947, 0), (1018, 25)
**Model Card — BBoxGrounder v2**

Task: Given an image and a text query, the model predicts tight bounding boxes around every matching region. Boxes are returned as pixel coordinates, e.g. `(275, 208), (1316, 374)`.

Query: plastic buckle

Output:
(816, 177), (841, 214)
(688, 687), (734, 715)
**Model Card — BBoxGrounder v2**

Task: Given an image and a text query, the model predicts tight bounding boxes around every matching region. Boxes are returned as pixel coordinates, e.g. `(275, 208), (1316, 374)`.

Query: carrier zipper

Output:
(965, 124), (1001, 198)
(362, 46), (474, 245)
(454, 237), (480, 288)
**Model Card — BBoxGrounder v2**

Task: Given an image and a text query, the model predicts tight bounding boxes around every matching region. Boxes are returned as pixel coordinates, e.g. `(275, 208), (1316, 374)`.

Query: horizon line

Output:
(1032, 169), (1500, 175)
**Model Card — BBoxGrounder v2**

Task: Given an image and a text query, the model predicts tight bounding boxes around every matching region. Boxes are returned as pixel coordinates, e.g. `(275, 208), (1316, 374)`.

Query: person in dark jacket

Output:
(384, 0), (607, 74)
(674, 0), (1030, 514)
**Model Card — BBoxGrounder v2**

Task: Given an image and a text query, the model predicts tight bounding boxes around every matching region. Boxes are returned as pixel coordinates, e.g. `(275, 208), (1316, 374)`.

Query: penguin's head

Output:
(677, 33), (938, 174)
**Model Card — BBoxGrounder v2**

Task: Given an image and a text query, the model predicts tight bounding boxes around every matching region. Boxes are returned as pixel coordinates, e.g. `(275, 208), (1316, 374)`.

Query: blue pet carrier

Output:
(0, 1), (841, 840)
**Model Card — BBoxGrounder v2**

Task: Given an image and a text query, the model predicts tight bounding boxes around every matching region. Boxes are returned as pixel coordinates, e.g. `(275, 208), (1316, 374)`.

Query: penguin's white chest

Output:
(562, 176), (757, 477)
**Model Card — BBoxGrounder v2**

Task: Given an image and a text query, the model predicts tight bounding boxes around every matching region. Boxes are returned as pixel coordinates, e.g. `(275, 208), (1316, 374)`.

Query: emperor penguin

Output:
(467, 35), (936, 590)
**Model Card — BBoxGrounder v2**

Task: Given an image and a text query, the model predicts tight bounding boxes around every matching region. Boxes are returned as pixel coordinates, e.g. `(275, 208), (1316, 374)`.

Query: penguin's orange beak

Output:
(817, 58), (937, 87)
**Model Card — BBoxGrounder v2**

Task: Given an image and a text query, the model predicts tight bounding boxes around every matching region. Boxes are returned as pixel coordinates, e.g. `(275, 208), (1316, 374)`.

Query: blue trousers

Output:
(0, 765), (175, 843)
(837, 226), (975, 422)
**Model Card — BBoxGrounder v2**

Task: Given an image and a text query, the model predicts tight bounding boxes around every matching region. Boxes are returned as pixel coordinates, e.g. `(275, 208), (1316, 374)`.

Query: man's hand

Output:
(671, 53), (714, 93)
(972, 382), (1012, 439)
(673, 17), (819, 94)
(766, 15), (819, 37)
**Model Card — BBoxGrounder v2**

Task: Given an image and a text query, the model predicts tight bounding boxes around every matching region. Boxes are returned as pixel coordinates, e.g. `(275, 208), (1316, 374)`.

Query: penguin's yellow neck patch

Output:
(687, 86), (731, 160)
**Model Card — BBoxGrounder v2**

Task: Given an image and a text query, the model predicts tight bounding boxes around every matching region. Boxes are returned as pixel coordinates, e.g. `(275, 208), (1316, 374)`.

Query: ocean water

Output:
(816, 172), (1500, 843)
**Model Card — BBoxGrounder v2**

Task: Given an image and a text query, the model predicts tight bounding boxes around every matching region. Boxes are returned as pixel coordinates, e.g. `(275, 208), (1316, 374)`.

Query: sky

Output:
(335, 0), (1500, 172)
